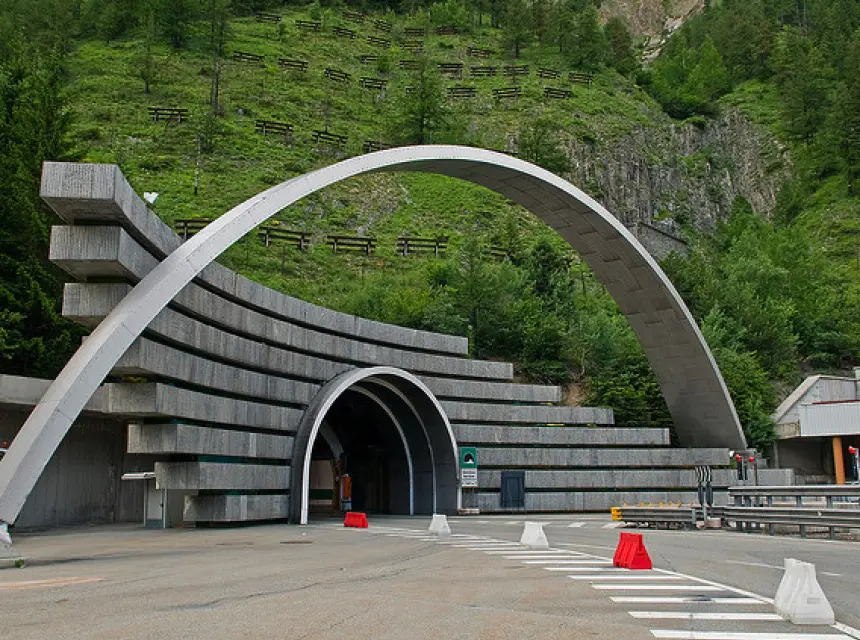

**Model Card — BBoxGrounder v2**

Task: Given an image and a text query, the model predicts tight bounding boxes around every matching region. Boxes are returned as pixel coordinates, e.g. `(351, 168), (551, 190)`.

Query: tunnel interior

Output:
(295, 369), (460, 524)
(308, 389), (410, 516)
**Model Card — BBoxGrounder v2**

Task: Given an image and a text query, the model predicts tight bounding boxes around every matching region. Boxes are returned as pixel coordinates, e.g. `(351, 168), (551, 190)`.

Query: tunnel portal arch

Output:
(291, 366), (459, 524)
(0, 146), (746, 526)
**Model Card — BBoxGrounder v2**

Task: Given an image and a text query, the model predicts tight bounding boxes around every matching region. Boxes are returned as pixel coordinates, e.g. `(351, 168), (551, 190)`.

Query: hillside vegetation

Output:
(1, 0), (858, 452)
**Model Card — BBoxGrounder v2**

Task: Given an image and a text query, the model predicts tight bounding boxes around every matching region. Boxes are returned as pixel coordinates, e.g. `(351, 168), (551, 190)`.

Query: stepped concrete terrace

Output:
(0, 157), (756, 529)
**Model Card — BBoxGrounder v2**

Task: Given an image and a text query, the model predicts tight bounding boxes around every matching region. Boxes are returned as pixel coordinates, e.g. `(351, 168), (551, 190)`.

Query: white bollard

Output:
(520, 521), (549, 549)
(428, 514), (451, 536)
(775, 558), (802, 618)
(787, 562), (835, 625)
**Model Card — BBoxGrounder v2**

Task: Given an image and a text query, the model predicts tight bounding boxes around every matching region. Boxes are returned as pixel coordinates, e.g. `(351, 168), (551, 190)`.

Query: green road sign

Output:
(460, 447), (478, 468)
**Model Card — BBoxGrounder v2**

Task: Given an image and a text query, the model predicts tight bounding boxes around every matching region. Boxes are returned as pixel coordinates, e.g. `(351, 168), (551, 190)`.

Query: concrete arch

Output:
(290, 366), (459, 524)
(0, 145), (745, 527)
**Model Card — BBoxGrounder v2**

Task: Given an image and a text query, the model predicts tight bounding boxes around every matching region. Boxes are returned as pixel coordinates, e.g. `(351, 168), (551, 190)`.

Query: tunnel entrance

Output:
(292, 367), (460, 524)
(308, 390), (411, 516)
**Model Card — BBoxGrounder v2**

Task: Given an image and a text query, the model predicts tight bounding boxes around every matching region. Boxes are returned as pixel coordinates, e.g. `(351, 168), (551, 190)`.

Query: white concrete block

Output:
(428, 514), (451, 536)
(774, 558), (801, 618)
(788, 562), (835, 625)
(519, 521), (549, 549)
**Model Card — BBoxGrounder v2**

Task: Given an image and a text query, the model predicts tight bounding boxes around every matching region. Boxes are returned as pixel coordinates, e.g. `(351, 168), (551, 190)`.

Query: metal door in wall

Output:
(500, 471), (525, 510)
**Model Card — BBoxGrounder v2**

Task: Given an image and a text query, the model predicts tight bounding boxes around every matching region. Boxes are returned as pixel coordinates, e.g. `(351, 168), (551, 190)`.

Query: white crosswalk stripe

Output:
(650, 632), (852, 640)
(630, 612), (784, 621)
(520, 559), (612, 564)
(568, 522), (587, 528)
(611, 597), (763, 605)
(570, 574), (683, 581)
(593, 584), (725, 591)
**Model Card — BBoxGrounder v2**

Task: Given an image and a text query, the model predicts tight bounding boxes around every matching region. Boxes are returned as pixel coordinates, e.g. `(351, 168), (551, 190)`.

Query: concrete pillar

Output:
(833, 436), (845, 485)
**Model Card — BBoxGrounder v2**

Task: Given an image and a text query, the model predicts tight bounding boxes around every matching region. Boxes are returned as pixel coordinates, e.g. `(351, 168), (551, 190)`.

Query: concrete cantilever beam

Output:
(0, 146), (746, 526)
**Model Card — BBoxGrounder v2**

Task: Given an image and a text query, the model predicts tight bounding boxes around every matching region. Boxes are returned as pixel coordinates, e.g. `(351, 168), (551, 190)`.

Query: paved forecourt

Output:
(4, 518), (860, 639)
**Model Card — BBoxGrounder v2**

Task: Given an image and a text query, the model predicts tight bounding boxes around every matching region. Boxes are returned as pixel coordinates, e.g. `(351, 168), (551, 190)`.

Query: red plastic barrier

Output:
(613, 532), (632, 567)
(343, 511), (368, 528)
(613, 532), (652, 570)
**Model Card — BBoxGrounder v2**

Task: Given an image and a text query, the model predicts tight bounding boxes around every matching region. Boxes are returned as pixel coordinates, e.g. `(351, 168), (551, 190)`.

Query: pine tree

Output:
(394, 55), (449, 144)
(500, 0), (531, 59)
(571, 4), (606, 71)
(604, 16), (637, 75)
(831, 29), (860, 189)
(772, 26), (831, 144)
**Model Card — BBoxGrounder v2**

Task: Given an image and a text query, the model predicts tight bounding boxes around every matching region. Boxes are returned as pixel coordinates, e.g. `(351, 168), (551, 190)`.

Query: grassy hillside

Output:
(66, 5), (666, 305)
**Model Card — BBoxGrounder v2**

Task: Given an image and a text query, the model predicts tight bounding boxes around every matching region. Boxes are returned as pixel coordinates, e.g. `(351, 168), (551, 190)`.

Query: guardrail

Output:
(727, 485), (860, 538)
(618, 506), (724, 529)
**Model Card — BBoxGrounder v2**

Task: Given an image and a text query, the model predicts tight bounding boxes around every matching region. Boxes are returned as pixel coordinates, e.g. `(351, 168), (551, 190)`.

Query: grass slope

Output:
(66, 5), (667, 310)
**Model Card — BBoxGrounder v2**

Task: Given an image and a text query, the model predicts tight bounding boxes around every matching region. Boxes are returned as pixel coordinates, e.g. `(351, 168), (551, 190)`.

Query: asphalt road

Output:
(2, 515), (858, 639)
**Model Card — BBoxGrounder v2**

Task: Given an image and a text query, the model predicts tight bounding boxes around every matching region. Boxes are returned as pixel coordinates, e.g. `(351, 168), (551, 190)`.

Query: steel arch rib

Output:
(0, 145), (745, 525)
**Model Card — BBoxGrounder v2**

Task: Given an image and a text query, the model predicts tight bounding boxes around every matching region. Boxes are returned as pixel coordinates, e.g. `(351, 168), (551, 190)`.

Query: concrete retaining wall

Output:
(454, 425), (669, 446)
(0, 405), (146, 531)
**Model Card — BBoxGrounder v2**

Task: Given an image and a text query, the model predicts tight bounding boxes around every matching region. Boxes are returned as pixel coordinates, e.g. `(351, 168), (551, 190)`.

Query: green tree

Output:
(393, 55), (449, 144)
(771, 26), (831, 144)
(829, 28), (860, 188)
(604, 16), (637, 76)
(685, 37), (730, 104)
(500, 0), (531, 58)
(517, 117), (570, 175)
(570, 4), (605, 70)
(0, 48), (83, 377)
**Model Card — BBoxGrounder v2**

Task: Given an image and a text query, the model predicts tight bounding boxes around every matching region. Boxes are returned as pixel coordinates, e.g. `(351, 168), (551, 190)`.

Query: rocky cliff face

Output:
(566, 107), (790, 241)
(599, 0), (705, 49)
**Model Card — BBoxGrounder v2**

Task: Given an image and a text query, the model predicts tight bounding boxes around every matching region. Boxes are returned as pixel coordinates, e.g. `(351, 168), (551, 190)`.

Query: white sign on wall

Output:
(461, 468), (478, 488)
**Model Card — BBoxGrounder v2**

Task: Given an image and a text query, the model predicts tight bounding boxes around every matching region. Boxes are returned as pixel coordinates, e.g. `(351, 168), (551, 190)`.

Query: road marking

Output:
(463, 546), (523, 551)
(593, 585), (725, 591)
(520, 559), (611, 564)
(548, 566), (629, 572)
(568, 522), (587, 528)
(833, 624), (860, 640)
(602, 522), (624, 528)
(650, 632), (852, 640)
(0, 577), (104, 590)
(631, 611), (784, 621)
(487, 545), (578, 558)
(724, 559), (843, 578)
(570, 574), (683, 581)
(558, 542), (616, 552)
(612, 597), (763, 605)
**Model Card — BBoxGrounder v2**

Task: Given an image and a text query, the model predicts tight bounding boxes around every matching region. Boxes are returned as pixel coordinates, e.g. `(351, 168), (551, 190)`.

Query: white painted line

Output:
(520, 559), (611, 564)
(568, 522), (587, 528)
(558, 542), (616, 552)
(505, 521), (520, 525)
(484, 549), (567, 555)
(544, 567), (628, 572)
(724, 559), (843, 578)
(833, 624), (860, 640)
(650, 632), (852, 640)
(593, 585), (725, 591)
(548, 566), (629, 572)
(602, 522), (624, 528)
(459, 546), (521, 551)
(570, 574), (682, 581)
(611, 597), (763, 605)
(631, 611), (784, 621)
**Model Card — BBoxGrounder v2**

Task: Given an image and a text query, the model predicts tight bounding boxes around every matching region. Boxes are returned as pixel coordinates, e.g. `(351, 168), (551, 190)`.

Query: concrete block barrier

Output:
(520, 521), (548, 549)
(428, 514), (451, 536)
(774, 558), (835, 625)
